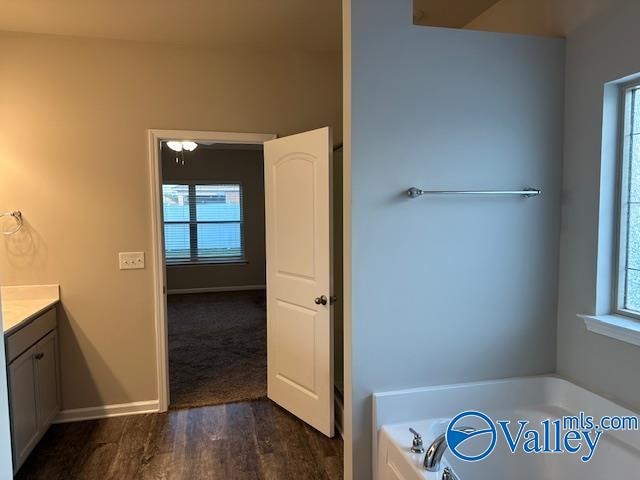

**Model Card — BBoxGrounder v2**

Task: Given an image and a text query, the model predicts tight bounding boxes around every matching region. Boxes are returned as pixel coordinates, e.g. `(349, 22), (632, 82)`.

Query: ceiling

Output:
(413, 0), (503, 28)
(0, 0), (341, 52)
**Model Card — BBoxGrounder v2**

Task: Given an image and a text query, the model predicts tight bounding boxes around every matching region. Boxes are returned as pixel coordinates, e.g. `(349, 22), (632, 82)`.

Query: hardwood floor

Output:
(15, 399), (343, 480)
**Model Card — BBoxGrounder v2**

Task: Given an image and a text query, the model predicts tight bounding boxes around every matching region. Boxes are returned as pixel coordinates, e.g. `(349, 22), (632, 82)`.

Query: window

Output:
(163, 183), (244, 264)
(617, 84), (640, 315)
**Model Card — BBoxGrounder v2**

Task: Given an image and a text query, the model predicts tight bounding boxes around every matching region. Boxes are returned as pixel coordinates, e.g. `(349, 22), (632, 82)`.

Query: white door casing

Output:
(264, 127), (334, 437)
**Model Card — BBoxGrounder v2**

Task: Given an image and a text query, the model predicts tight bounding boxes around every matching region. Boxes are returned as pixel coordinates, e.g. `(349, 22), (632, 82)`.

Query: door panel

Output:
(8, 346), (39, 470)
(35, 331), (59, 431)
(264, 127), (334, 437)
(273, 300), (318, 395)
(273, 157), (316, 278)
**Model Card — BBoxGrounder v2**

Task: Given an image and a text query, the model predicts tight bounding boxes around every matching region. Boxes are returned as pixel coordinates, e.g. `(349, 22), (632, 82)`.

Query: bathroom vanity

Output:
(1, 285), (60, 472)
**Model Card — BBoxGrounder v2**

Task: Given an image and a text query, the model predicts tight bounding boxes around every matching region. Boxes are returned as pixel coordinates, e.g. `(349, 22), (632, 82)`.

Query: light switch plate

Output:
(119, 252), (145, 270)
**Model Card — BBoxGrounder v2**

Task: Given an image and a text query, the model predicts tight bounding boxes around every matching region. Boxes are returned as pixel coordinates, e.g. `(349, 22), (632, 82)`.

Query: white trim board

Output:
(167, 285), (265, 295)
(54, 400), (159, 423)
(148, 129), (277, 412)
(579, 313), (640, 347)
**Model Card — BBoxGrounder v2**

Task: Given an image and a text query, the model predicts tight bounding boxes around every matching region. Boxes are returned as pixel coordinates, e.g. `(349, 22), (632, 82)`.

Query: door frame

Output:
(147, 129), (277, 412)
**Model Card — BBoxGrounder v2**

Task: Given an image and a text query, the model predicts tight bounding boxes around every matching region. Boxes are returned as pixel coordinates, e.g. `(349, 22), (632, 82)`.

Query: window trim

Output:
(162, 181), (246, 265)
(614, 80), (640, 320)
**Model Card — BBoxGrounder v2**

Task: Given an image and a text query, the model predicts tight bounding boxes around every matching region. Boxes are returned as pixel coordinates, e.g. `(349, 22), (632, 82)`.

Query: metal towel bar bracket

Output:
(0, 211), (23, 235)
(407, 187), (541, 199)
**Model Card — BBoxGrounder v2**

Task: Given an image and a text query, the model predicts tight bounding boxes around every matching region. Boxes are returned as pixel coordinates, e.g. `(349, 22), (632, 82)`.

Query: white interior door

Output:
(264, 126), (334, 437)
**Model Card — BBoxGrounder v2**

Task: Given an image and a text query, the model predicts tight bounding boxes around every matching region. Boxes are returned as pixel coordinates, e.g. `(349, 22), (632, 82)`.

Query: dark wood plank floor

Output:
(15, 399), (343, 480)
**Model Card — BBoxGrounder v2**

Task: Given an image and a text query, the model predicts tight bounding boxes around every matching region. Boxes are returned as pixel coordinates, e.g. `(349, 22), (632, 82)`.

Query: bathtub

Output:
(374, 376), (640, 480)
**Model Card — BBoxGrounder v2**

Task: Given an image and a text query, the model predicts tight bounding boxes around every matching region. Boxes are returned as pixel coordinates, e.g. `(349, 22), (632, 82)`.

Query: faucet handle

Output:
(442, 467), (459, 480)
(409, 428), (425, 454)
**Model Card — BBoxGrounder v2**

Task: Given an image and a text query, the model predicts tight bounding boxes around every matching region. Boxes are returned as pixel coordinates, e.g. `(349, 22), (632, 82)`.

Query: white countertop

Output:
(1, 285), (60, 335)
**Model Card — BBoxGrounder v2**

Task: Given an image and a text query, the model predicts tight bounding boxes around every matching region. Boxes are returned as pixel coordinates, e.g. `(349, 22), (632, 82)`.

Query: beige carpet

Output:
(167, 290), (267, 409)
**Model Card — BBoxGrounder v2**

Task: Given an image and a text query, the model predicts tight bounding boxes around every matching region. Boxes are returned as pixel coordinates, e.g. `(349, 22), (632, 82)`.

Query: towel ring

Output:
(1, 211), (23, 235)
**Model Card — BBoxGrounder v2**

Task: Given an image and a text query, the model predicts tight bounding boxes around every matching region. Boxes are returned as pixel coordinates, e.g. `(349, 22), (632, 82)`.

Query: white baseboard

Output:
(54, 400), (159, 423)
(167, 285), (266, 295)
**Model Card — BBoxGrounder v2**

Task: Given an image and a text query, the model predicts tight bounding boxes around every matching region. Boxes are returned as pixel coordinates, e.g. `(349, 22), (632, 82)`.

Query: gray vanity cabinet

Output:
(6, 308), (60, 471)
(8, 345), (39, 469)
(33, 331), (59, 430)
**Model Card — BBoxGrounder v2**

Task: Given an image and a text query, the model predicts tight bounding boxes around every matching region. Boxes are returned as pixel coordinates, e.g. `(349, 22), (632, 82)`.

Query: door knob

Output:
(314, 295), (328, 306)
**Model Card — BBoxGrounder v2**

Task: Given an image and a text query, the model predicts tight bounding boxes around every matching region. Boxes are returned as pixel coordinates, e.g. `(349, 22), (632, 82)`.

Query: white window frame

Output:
(615, 80), (640, 320)
(162, 181), (245, 266)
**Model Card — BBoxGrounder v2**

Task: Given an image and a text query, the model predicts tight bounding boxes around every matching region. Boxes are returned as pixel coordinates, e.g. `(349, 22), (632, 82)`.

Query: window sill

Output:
(578, 313), (640, 347)
(166, 260), (248, 267)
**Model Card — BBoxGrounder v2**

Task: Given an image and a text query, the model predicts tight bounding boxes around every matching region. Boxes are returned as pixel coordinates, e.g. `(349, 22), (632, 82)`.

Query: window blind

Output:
(162, 183), (244, 263)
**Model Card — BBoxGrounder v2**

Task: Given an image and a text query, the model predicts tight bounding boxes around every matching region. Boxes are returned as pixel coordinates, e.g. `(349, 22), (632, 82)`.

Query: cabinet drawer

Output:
(6, 308), (56, 363)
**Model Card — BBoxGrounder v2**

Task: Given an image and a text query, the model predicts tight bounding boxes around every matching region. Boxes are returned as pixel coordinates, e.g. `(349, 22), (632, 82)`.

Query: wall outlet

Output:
(119, 252), (145, 270)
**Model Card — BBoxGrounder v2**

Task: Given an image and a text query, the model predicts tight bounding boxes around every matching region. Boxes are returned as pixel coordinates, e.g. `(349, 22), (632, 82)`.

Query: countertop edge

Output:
(4, 300), (59, 337)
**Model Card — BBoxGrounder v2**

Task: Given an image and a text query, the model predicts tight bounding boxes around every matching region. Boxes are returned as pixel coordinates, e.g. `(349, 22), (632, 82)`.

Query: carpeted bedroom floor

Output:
(167, 290), (267, 409)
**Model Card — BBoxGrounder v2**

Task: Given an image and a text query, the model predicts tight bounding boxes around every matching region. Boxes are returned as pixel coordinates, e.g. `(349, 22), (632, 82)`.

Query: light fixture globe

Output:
(166, 141), (184, 152)
(166, 140), (198, 152)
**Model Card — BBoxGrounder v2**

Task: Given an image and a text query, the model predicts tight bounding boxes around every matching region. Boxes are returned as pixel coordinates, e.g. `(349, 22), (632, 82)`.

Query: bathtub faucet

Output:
(442, 467), (459, 480)
(424, 427), (475, 472)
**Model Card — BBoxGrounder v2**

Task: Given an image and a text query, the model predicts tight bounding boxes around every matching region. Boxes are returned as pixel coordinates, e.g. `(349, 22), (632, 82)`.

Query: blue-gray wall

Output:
(347, 1), (565, 477)
(557, 0), (640, 411)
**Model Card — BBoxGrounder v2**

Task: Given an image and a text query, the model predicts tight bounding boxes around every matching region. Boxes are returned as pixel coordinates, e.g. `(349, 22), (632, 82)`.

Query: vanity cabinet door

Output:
(35, 331), (59, 431)
(8, 346), (39, 469)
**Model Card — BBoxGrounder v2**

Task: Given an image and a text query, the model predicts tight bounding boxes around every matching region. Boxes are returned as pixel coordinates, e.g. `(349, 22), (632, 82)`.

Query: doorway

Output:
(160, 139), (269, 408)
(148, 128), (342, 437)
(148, 130), (276, 412)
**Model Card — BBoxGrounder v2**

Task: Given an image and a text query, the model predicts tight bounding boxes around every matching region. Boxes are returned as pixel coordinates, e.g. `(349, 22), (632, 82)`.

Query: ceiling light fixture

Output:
(166, 140), (198, 166)
(167, 140), (199, 152)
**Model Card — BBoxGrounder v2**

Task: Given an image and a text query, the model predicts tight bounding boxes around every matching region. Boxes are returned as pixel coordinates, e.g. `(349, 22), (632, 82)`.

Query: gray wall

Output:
(347, 1), (565, 477)
(162, 145), (266, 292)
(557, 0), (640, 410)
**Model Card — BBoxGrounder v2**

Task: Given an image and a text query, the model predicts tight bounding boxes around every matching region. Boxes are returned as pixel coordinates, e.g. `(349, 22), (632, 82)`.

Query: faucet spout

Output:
(424, 427), (475, 472)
